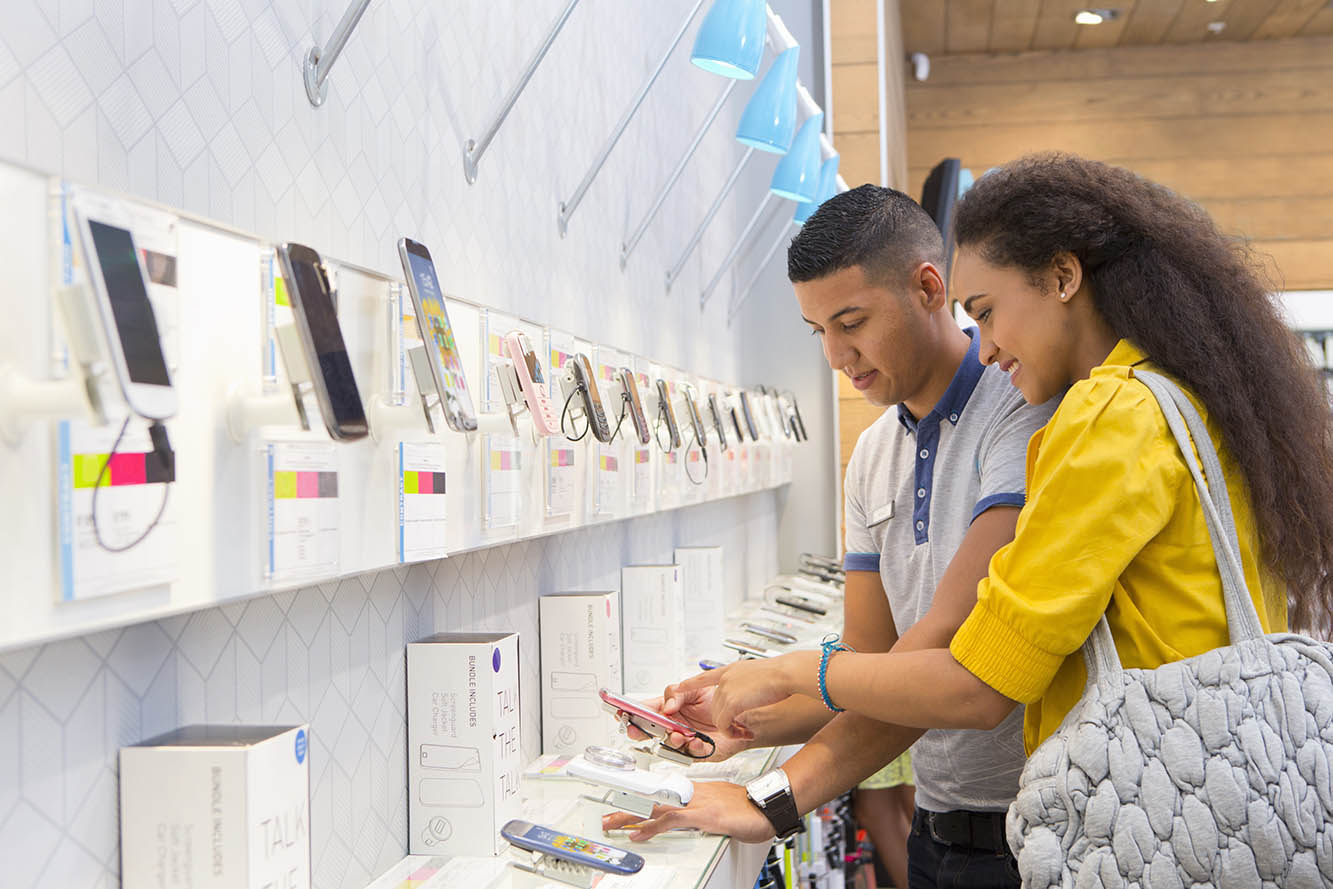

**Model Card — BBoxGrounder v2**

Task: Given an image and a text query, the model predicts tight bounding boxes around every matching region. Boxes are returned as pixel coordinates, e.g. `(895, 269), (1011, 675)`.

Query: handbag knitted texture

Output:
(1005, 370), (1333, 889)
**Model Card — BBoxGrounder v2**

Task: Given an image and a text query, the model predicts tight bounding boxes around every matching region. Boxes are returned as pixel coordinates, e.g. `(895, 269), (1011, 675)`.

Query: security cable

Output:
(682, 428), (708, 485)
(560, 384), (590, 442)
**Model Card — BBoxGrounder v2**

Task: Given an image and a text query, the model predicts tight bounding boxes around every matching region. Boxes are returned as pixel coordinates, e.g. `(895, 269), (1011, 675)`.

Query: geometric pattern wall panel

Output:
(0, 492), (781, 887)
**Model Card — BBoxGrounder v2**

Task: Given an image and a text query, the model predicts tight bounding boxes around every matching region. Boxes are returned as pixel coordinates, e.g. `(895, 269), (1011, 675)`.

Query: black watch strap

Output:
(748, 776), (804, 840)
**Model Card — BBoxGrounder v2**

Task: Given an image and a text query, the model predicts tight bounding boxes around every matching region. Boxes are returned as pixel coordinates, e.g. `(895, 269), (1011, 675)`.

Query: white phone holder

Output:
(0, 282), (109, 445)
(368, 344), (441, 442)
(508, 849), (601, 889)
(225, 324), (310, 442)
(472, 358), (533, 440)
(567, 749), (694, 818)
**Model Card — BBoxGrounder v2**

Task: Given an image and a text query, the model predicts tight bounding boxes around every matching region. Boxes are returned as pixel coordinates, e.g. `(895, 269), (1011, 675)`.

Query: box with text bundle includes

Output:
(407, 632), (520, 856)
(539, 591), (623, 754)
(620, 564), (685, 695)
(675, 546), (726, 661)
(119, 724), (311, 889)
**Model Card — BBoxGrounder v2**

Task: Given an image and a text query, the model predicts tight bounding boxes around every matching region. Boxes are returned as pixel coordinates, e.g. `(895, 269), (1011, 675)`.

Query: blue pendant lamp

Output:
(793, 152), (839, 224)
(735, 46), (800, 153)
(691, 0), (768, 79)
(770, 112), (824, 202)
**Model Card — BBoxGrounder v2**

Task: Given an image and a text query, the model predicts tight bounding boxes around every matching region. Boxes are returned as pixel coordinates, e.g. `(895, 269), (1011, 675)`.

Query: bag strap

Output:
(1081, 369), (1266, 690)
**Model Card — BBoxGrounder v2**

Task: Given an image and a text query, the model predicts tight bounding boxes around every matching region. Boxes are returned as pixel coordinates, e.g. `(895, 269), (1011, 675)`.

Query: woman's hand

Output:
(601, 780), (775, 843)
(674, 651), (819, 737)
(622, 686), (752, 761)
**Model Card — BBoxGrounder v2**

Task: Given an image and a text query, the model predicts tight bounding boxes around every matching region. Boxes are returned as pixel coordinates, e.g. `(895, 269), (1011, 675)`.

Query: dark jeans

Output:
(907, 808), (1020, 889)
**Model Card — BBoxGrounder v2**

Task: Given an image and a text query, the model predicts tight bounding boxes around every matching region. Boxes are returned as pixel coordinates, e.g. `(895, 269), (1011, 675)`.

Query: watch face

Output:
(747, 769), (788, 800)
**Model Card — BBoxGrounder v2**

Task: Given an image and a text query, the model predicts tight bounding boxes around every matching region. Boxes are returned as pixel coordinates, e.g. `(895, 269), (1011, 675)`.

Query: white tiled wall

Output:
(0, 0), (823, 885)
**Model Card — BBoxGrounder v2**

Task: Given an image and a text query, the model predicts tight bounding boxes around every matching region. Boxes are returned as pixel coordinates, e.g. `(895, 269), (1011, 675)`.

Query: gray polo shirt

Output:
(843, 330), (1056, 814)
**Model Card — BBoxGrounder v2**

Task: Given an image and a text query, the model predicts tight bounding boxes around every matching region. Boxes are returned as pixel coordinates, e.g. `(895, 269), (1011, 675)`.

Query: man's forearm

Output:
(744, 693), (835, 748)
(784, 712), (924, 814)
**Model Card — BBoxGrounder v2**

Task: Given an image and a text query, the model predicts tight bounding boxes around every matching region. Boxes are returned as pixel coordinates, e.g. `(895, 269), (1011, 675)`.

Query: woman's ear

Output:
(1053, 252), (1084, 302)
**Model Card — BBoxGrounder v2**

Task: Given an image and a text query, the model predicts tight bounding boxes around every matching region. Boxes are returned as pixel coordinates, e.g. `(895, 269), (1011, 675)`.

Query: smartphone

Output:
(276, 243), (369, 440)
(765, 390), (792, 439)
(397, 238), (477, 432)
(774, 594), (827, 616)
(503, 331), (559, 435)
(501, 820), (645, 876)
(655, 379), (682, 449)
(728, 400), (746, 443)
(570, 353), (613, 443)
(707, 393), (729, 451)
(598, 688), (698, 741)
(783, 391), (808, 441)
(740, 621), (797, 645)
(681, 385), (708, 448)
(617, 367), (651, 445)
(73, 211), (176, 420)
(698, 658), (725, 670)
(737, 390), (759, 441)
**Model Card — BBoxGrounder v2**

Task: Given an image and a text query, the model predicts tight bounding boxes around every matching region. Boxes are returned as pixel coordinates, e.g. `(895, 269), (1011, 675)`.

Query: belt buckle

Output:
(925, 811), (951, 846)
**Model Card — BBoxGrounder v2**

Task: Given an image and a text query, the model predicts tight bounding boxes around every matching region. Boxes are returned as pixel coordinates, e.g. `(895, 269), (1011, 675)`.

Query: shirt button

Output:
(919, 448), (929, 459)
(915, 520), (925, 531)
(917, 488), (926, 498)
(949, 413), (958, 422)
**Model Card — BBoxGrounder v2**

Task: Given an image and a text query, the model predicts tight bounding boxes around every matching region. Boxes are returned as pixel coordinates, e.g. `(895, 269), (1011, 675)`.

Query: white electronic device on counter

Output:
(565, 746), (694, 817)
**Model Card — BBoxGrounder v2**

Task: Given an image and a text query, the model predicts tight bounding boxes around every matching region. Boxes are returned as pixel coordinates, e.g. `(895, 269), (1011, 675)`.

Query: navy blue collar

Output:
(898, 328), (985, 434)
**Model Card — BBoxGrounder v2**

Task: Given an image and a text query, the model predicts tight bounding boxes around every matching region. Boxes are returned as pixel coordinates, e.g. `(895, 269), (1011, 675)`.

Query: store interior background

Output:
(0, 1), (835, 886)
(3, 0), (1332, 886)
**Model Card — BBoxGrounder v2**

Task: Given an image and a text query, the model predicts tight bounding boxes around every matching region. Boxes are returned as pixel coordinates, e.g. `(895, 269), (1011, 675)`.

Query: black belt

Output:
(911, 808), (1010, 854)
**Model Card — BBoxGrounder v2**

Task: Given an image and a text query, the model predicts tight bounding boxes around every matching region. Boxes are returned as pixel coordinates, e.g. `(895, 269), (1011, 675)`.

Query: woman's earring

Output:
(1058, 291), (1068, 302)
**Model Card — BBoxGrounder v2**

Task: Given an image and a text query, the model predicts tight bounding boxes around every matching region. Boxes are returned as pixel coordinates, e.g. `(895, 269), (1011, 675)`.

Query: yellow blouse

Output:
(950, 339), (1288, 752)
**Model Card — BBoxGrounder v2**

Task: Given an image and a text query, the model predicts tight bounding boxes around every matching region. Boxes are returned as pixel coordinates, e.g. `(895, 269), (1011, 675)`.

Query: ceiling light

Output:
(1075, 8), (1121, 24)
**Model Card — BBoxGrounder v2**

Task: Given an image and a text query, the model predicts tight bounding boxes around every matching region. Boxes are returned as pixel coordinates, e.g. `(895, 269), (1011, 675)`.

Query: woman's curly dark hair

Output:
(953, 152), (1333, 634)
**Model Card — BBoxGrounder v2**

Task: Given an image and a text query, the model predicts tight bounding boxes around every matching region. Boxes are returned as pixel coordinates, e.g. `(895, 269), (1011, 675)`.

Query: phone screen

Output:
(87, 221), (170, 386)
(403, 246), (476, 428)
(518, 334), (545, 385)
(285, 250), (366, 433)
(521, 824), (632, 868)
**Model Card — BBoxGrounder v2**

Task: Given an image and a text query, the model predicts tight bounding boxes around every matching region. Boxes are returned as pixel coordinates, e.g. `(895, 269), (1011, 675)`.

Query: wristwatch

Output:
(744, 768), (805, 840)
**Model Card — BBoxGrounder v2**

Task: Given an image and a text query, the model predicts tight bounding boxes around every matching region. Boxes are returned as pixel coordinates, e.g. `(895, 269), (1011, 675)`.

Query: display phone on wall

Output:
(570, 353), (613, 443)
(727, 398), (746, 443)
(617, 367), (651, 445)
(654, 379), (682, 450)
(275, 243), (369, 441)
(501, 820), (644, 876)
(503, 331), (559, 435)
(72, 209), (176, 420)
(396, 238), (477, 432)
(706, 393), (729, 451)
(737, 390), (760, 441)
(783, 391), (808, 441)
(681, 384), (708, 448)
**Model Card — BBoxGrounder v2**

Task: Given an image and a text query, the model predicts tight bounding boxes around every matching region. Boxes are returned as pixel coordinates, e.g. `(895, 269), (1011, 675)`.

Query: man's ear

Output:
(916, 261), (947, 312)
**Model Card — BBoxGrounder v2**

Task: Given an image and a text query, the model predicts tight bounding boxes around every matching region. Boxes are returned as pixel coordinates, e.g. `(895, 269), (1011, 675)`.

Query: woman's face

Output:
(953, 247), (1072, 405)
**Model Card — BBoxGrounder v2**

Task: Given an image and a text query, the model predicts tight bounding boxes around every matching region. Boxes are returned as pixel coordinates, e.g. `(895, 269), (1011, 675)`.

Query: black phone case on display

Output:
(571, 354), (613, 443)
(618, 368), (651, 445)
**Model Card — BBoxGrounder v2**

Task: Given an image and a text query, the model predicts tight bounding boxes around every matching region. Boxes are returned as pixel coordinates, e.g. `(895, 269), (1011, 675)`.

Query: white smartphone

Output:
(73, 209), (176, 420)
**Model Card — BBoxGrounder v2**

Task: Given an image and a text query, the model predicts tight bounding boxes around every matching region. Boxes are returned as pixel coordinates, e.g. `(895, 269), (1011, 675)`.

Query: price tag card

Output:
(546, 443), (576, 517)
(397, 441), (447, 563)
(483, 433), (522, 529)
(264, 440), (339, 583)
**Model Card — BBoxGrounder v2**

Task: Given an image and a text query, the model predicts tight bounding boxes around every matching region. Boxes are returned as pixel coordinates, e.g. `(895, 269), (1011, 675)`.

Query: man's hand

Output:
(622, 687), (752, 761)
(675, 652), (819, 736)
(601, 780), (774, 843)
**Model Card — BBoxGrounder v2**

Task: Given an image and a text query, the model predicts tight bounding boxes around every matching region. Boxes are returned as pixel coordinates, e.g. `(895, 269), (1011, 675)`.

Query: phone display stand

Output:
(225, 324), (310, 442)
(473, 359), (532, 440)
(508, 849), (601, 889)
(1, 282), (108, 445)
(368, 344), (438, 442)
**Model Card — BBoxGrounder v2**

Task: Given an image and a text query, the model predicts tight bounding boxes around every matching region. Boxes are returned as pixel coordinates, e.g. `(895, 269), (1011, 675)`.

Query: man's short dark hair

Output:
(787, 184), (945, 288)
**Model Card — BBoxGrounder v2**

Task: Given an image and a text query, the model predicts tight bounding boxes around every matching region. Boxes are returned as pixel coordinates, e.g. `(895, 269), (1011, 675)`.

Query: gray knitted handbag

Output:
(1006, 370), (1333, 889)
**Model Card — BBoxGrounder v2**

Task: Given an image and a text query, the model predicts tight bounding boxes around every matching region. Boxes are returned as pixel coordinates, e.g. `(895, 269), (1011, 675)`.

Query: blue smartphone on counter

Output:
(501, 819), (645, 875)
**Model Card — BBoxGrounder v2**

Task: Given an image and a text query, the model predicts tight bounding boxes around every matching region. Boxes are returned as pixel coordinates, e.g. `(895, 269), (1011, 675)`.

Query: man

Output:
(608, 185), (1056, 889)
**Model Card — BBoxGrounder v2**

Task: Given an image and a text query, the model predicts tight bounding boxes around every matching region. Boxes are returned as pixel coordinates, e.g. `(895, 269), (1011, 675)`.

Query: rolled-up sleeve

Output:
(950, 375), (1185, 703)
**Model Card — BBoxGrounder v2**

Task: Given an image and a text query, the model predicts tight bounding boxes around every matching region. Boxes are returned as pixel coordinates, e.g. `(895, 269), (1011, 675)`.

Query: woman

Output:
(666, 152), (1331, 759)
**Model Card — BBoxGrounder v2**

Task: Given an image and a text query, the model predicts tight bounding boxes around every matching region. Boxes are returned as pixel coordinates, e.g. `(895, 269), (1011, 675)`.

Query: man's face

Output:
(795, 265), (929, 408)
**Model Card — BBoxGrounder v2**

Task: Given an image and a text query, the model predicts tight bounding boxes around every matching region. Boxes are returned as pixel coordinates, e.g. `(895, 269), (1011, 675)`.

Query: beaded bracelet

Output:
(818, 634), (854, 712)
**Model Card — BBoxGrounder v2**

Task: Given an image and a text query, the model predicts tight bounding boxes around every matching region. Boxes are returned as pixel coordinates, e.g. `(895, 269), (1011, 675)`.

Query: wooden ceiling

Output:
(899, 0), (1333, 55)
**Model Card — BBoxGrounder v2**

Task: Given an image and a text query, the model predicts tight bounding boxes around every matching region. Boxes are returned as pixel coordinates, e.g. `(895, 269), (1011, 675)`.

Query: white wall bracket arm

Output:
(304, 0), (374, 107)
(464, 0), (582, 185)
(557, 0), (709, 237)
(700, 191), (776, 309)
(664, 146), (756, 293)
(728, 219), (795, 323)
(620, 79), (739, 269)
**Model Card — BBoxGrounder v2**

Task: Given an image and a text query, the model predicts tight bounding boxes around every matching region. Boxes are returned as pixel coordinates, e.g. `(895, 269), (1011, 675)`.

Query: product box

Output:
(119, 724), (311, 889)
(407, 632), (520, 856)
(675, 546), (726, 660)
(620, 564), (685, 695)
(539, 591), (623, 754)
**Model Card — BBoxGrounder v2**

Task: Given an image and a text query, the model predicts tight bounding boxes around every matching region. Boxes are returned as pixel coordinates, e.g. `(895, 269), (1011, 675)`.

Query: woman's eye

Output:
(810, 328), (824, 337)
(841, 319), (864, 333)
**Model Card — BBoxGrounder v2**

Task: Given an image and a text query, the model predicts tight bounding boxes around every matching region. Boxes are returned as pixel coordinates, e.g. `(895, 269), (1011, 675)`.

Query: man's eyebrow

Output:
(962, 294), (986, 315)
(801, 306), (864, 326)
